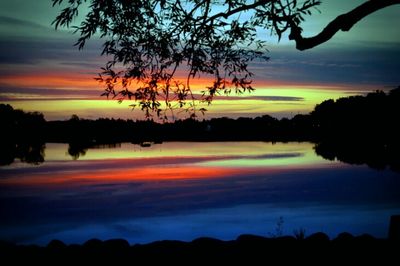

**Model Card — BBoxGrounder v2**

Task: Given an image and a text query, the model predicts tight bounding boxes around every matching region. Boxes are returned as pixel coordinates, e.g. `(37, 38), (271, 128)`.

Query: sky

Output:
(0, 0), (399, 120)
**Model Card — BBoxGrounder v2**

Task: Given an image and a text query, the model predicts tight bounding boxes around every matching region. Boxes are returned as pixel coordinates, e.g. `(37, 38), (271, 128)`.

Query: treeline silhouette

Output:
(311, 87), (400, 172)
(1, 87), (399, 170)
(0, 232), (398, 264)
(0, 104), (46, 165)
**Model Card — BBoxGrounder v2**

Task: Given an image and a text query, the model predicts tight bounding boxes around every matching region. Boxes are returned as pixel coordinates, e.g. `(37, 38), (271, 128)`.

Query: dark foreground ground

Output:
(1, 233), (398, 263)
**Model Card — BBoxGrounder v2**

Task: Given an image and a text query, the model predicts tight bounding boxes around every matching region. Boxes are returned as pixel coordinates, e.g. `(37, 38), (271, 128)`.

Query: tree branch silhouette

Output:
(52, 0), (398, 119)
(289, 0), (400, 50)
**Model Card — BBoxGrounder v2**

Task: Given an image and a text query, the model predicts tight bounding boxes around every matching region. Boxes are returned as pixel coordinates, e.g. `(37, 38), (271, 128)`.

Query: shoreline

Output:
(1, 232), (398, 262)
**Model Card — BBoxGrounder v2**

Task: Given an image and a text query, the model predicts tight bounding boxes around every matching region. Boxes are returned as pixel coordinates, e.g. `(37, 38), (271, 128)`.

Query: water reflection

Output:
(314, 141), (400, 172)
(0, 142), (399, 244)
(1, 141), (399, 172)
(0, 142), (45, 166)
(67, 143), (122, 160)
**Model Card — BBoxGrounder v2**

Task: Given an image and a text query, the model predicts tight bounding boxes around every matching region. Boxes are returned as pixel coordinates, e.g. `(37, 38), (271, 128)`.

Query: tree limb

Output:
(289, 0), (400, 51)
(207, 0), (273, 22)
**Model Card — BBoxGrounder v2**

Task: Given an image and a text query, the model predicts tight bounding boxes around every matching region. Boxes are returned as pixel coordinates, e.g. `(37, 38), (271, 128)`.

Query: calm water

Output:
(0, 142), (399, 244)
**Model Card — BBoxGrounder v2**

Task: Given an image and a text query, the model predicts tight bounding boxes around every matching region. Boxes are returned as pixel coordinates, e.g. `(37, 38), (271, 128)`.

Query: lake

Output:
(0, 142), (399, 244)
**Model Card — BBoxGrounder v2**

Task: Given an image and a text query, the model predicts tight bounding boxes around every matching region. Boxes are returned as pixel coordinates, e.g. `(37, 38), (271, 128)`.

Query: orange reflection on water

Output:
(0, 165), (271, 187)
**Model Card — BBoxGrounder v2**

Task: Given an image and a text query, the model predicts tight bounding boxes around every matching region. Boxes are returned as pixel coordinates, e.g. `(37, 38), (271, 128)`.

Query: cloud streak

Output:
(215, 95), (304, 102)
(0, 16), (49, 30)
(252, 43), (400, 87)
(0, 86), (98, 96)
(0, 85), (305, 103)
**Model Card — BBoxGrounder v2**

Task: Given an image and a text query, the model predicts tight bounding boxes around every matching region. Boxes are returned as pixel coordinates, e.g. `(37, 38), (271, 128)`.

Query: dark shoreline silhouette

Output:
(1, 88), (400, 171)
(2, 88), (399, 143)
(0, 232), (398, 263)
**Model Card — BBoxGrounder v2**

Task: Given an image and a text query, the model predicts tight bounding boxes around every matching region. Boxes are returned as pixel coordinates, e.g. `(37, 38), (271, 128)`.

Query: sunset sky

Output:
(1, 0), (399, 120)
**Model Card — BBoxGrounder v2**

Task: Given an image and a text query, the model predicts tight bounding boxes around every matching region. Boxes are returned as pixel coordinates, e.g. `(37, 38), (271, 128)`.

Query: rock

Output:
(83, 238), (103, 249)
(334, 232), (354, 242)
(306, 232), (330, 242)
(47, 239), (67, 249)
(388, 215), (400, 241)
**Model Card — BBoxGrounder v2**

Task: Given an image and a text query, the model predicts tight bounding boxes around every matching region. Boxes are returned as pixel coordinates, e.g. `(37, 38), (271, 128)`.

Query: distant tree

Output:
(52, 0), (399, 118)
(70, 114), (80, 121)
(0, 104), (46, 138)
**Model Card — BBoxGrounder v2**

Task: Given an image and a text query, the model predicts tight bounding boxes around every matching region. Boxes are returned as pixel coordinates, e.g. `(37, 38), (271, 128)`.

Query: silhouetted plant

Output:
(268, 216), (284, 237)
(51, 0), (316, 119)
(294, 228), (306, 240)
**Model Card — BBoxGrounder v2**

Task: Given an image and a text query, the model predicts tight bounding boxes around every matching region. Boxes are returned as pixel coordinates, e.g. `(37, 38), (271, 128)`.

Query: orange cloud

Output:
(1, 72), (98, 90)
